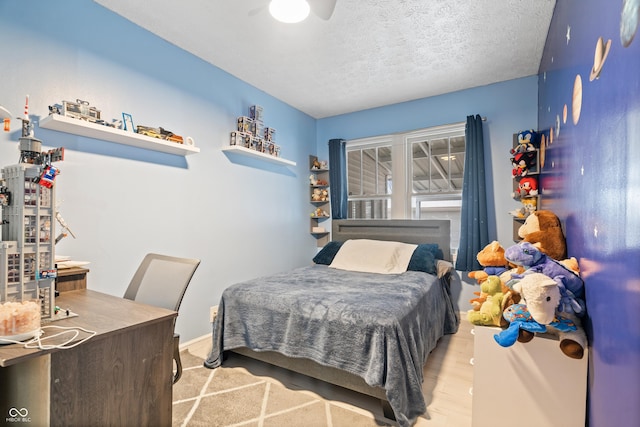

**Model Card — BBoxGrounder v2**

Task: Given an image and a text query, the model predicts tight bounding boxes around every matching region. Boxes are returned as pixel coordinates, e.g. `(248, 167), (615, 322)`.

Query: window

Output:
(346, 123), (466, 255)
(347, 137), (393, 219)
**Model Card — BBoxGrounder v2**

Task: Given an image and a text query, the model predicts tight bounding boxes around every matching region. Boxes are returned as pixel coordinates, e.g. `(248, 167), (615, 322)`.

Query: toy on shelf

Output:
(511, 151), (537, 177)
(49, 98), (101, 123)
(311, 188), (329, 202)
(512, 176), (538, 200)
(311, 207), (329, 218)
(510, 129), (537, 155)
(230, 105), (281, 158)
(311, 158), (328, 170)
(136, 125), (184, 144)
(509, 197), (537, 219)
(1, 95), (65, 320)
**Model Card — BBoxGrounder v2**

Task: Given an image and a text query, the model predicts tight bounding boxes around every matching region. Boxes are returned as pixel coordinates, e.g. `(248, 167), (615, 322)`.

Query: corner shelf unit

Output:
(309, 155), (330, 247)
(221, 145), (296, 166)
(39, 114), (200, 156)
(510, 132), (541, 241)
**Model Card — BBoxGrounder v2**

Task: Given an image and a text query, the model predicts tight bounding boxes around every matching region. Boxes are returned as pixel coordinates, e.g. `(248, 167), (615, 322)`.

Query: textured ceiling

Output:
(94, 0), (556, 119)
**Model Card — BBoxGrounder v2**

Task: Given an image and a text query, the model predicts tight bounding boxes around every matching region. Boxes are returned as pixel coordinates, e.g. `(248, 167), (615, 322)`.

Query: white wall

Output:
(0, 1), (318, 342)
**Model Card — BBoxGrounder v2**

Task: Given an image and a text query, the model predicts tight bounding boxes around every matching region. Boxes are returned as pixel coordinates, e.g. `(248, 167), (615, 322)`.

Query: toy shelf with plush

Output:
(509, 130), (542, 241)
(309, 155), (330, 247)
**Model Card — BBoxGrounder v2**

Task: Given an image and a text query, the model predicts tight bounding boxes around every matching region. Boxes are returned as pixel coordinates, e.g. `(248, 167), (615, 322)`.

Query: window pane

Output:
(412, 135), (465, 194)
(349, 145), (392, 197)
(362, 148), (378, 195)
(348, 144), (392, 219)
(449, 135), (466, 190)
(377, 146), (392, 195)
(411, 140), (431, 192)
(348, 199), (390, 219)
(347, 150), (362, 196)
(413, 197), (462, 261)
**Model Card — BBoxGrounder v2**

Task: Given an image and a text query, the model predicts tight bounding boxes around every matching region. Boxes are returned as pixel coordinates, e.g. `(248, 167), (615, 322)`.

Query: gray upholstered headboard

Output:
(332, 219), (451, 261)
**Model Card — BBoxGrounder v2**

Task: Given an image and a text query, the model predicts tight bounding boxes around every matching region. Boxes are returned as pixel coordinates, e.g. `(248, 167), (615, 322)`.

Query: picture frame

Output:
(122, 113), (134, 132)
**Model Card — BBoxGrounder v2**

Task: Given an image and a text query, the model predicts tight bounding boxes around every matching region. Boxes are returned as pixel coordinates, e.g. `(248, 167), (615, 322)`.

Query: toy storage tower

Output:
(0, 136), (57, 319)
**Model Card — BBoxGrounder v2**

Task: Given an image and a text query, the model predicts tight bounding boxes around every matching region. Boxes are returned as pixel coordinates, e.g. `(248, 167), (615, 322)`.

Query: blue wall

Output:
(317, 77), (539, 309)
(537, 1), (640, 425)
(0, 1), (318, 342)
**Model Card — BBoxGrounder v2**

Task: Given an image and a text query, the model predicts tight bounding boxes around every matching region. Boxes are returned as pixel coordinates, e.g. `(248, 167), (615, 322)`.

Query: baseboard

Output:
(180, 333), (210, 350)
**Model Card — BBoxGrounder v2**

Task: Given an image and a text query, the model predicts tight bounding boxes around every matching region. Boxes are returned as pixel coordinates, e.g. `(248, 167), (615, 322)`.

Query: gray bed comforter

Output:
(204, 265), (459, 426)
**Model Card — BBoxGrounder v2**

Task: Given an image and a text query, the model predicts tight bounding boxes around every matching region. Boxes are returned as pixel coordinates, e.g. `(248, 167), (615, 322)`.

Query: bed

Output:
(204, 219), (459, 426)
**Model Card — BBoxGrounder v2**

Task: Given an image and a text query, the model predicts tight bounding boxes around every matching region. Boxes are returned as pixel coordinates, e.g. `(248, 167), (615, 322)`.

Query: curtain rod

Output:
(447, 116), (487, 127)
(334, 116), (488, 144)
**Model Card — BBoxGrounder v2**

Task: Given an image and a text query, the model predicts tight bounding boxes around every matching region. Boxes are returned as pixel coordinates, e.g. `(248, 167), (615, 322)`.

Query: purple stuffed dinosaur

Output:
(504, 242), (586, 317)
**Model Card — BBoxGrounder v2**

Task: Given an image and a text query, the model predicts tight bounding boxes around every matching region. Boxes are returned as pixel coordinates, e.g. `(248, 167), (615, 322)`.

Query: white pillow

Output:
(329, 239), (418, 274)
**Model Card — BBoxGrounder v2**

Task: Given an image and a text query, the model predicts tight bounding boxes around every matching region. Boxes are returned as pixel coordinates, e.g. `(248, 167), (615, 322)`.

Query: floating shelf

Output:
(39, 114), (200, 156)
(221, 145), (296, 166)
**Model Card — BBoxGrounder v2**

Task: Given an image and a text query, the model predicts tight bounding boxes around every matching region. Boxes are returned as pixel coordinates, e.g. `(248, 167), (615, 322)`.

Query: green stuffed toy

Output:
(467, 276), (504, 326)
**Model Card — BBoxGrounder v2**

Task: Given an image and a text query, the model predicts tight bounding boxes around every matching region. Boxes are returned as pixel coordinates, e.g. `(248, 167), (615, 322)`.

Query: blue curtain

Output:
(328, 138), (348, 219)
(455, 115), (489, 272)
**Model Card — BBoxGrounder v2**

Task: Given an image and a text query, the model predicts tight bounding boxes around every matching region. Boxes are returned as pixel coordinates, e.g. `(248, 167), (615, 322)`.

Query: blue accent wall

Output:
(538, 1), (640, 425)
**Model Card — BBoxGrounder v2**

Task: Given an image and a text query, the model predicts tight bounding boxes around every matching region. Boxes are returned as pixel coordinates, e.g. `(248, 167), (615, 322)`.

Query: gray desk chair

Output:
(123, 253), (200, 384)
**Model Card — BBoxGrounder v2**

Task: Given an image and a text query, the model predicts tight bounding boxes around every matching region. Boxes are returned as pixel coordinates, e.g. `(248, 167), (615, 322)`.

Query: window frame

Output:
(346, 122), (465, 219)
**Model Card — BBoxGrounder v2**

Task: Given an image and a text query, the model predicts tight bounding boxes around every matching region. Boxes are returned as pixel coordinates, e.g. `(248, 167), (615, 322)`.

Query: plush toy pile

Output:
(467, 210), (587, 359)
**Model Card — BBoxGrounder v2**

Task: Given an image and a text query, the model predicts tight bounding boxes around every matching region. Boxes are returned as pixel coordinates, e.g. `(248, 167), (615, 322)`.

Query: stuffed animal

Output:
(493, 303), (577, 348)
(511, 272), (561, 324)
(510, 197), (538, 219)
(510, 130), (537, 155)
(468, 241), (510, 285)
(505, 272), (586, 359)
(494, 303), (548, 347)
(511, 151), (537, 177)
(518, 210), (567, 261)
(504, 242), (585, 317)
(469, 274), (503, 311)
(468, 242), (521, 320)
(467, 276), (505, 326)
(513, 176), (538, 200)
(311, 188), (322, 201)
(309, 174), (318, 185)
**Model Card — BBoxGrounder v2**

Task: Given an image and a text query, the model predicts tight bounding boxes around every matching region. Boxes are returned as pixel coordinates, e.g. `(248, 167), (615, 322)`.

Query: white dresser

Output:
(471, 326), (587, 427)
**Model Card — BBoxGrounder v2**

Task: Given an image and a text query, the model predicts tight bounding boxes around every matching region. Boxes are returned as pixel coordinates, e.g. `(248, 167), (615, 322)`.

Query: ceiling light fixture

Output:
(269, 0), (310, 23)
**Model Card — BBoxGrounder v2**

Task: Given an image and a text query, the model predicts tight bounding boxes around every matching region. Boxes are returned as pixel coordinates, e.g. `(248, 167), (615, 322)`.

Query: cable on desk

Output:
(19, 325), (97, 350)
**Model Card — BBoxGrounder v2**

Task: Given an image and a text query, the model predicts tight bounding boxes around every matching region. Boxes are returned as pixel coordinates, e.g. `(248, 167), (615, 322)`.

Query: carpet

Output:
(172, 350), (395, 427)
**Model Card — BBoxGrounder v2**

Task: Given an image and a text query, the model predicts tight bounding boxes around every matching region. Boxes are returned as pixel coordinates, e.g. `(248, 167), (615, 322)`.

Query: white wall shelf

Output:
(222, 145), (296, 166)
(39, 114), (200, 156)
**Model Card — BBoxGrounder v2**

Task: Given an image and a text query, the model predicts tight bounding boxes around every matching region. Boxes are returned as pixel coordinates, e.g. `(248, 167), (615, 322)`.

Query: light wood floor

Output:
(184, 316), (474, 427)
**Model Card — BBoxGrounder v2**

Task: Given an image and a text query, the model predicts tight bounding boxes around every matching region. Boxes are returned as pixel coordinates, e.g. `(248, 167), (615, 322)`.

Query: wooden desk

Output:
(55, 267), (90, 292)
(0, 290), (177, 426)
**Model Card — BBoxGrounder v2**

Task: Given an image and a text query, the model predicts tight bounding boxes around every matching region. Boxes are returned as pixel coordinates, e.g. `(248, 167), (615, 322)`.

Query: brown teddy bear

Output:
(518, 210), (567, 260)
(468, 241), (509, 285)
